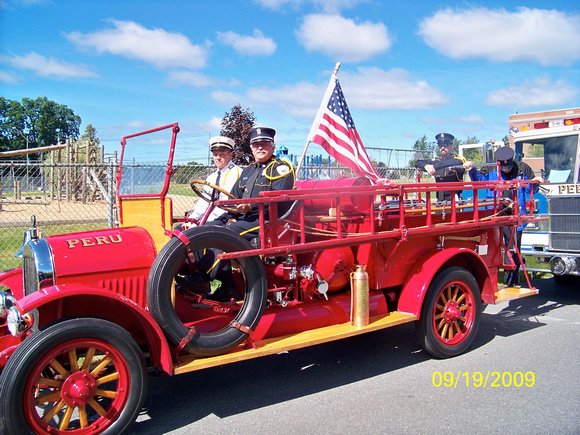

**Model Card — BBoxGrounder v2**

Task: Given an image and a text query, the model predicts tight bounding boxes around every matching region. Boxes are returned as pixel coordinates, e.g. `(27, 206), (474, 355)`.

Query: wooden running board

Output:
(174, 311), (417, 375)
(494, 286), (538, 304)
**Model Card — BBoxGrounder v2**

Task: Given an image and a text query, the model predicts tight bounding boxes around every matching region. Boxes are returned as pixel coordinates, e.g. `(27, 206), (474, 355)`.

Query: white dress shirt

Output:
(188, 163), (242, 222)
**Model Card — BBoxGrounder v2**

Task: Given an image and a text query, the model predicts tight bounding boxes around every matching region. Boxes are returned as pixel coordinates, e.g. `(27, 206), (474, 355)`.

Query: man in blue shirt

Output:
(464, 146), (540, 286)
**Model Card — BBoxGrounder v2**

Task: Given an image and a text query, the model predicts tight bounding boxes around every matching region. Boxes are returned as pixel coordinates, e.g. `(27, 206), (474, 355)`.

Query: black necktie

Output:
(212, 170), (221, 201)
(242, 163), (260, 199)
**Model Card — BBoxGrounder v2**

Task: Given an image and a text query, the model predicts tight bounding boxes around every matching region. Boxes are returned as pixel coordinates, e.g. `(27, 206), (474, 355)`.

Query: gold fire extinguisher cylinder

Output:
(350, 264), (369, 327)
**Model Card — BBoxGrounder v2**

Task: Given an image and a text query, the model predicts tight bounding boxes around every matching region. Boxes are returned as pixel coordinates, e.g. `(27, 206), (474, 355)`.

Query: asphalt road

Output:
(129, 277), (579, 435)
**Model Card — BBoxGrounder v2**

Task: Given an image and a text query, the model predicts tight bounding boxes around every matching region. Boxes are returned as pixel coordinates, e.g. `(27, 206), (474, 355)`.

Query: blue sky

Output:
(1, 0), (579, 165)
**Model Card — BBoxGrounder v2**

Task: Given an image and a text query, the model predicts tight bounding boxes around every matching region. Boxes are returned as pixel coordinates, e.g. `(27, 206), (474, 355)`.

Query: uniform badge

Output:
(277, 165), (290, 175)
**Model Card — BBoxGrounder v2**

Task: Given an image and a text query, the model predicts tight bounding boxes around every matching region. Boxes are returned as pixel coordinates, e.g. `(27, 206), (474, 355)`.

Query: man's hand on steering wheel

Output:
(189, 179), (238, 213)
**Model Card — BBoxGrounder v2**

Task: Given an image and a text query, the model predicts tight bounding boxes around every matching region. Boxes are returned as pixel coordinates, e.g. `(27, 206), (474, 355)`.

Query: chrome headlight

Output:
(6, 305), (31, 337)
(0, 292), (17, 318)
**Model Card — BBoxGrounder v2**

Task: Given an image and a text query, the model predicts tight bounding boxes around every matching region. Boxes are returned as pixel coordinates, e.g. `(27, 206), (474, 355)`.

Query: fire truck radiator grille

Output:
(22, 255), (38, 296)
(549, 197), (580, 252)
(98, 276), (148, 307)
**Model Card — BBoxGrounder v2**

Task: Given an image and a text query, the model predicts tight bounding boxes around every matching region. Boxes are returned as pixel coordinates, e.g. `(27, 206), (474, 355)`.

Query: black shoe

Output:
(176, 273), (210, 295)
(205, 284), (242, 302)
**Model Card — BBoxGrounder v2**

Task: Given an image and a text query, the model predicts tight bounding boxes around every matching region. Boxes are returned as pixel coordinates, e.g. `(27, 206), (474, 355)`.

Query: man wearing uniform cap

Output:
(415, 133), (466, 201)
(465, 146), (541, 286)
(198, 126), (295, 301)
(183, 136), (241, 227)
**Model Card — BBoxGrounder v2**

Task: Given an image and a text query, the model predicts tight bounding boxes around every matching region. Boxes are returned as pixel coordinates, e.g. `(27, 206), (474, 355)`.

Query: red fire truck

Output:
(0, 123), (541, 434)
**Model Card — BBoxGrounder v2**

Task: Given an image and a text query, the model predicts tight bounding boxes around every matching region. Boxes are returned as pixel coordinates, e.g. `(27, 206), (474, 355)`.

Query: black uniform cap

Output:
(436, 133), (454, 147)
(249, 127), (276, 144)
(494, 146), (515, 171)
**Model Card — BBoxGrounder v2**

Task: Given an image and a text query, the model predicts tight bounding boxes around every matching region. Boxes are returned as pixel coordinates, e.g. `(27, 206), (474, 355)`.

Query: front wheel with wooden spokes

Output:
(0, 318), (147, 435)
(417, 266), (482, 359)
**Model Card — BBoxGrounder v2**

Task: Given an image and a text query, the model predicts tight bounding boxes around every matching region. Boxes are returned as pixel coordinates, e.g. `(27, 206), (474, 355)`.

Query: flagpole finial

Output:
(333, 62), (341, 75)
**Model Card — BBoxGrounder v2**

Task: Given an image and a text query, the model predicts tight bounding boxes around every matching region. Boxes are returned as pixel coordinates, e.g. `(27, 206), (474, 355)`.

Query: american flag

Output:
(308, 76), (379, 182)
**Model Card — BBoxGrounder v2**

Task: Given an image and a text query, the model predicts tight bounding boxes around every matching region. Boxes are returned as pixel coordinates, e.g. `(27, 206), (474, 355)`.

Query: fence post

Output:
(65, 139), (70, 202)
(107, 161), (115, 228)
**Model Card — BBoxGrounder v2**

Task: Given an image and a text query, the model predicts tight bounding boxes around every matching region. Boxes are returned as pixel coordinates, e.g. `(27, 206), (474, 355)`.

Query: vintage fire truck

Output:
(0, 123), (541, 434)
(509, 108), (580, 284)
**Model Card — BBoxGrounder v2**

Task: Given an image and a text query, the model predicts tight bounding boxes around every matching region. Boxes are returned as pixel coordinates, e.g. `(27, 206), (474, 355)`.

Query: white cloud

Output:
(253, 0), (300, 10)
(193, 116), (223, 134)
(486, 77), (579, 108)
(217, 29), (276, 56)
(66, 20), (209, 70)
(0, 69), (20, 83)
(459, 114), (486, 124)
(341, 67), (449, 110)
(166, 71), (218, 88)
(418, 7), (580, 66)
(4, 52), (99, 79)
(211, 67), (447, 119)
(254, 0), (369, 13)
(166, 70), (240, 88)
(211, 90), (243, 105)
(296, 14), (391, 62)
(246, 81), (325, 117)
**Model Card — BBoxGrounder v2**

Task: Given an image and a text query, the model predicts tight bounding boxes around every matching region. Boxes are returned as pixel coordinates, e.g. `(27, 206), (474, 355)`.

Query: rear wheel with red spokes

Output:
(417, 266), (482, 358)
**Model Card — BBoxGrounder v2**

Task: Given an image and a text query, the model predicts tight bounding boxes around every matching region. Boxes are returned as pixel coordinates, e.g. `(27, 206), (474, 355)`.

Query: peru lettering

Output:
(558, 184), (580, 195)
(66, 235), (123, 249)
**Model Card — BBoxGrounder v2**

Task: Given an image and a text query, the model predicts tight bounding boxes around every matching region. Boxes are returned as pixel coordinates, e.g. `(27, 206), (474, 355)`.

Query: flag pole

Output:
(296, 62), (341, 177)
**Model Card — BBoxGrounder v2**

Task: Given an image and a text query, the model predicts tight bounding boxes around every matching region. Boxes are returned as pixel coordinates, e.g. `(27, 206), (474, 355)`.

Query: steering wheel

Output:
(189, 179), (238, 213)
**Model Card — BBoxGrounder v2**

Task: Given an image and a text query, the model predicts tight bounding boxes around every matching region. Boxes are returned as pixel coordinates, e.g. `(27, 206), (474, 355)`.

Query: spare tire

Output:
(147, 225), (267, 357)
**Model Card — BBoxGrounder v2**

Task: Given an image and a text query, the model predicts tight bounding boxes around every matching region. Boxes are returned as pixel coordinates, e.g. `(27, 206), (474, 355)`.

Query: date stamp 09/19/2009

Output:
(432, 371), (535, 388)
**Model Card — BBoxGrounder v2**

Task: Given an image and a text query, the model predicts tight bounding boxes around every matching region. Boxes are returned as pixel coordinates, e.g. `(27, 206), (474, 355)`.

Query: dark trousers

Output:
(503, 227), (523, 286)
(195, 218), (260, 284)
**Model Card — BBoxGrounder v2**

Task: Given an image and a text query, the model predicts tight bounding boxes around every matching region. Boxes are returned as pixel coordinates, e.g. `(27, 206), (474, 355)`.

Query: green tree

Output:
(462, 136), (482, 163)
(409, 135), (431, 166)
(81, 124), (100, 146)
(527, 144), (544, 158)
(220, 104), (256, 165)
(0, 96), (81, 159)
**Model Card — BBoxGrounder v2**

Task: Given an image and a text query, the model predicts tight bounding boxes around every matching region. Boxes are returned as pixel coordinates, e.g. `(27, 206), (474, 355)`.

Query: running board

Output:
(494, 286), (538, 304)
(174, 311), (417, 375)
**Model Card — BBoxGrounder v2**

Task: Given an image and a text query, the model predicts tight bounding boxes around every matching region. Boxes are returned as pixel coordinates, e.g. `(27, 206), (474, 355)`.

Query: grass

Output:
(168, 183), (198, 197)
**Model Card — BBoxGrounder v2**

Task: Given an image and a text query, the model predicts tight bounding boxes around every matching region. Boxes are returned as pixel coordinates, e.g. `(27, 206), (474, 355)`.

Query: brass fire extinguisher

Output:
(350, 264), (369, 327)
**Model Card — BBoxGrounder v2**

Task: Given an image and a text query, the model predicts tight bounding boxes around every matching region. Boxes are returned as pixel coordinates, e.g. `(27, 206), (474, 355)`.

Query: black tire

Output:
(416, 266), (482, 359)
(147, 225), (267, 357)
(0, 317), (147, 435)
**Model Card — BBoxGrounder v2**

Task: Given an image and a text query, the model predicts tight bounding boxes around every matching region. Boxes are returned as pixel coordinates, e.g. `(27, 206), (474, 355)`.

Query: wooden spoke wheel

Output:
(0, 318), (147, 434)
(417, 266), (482, 358)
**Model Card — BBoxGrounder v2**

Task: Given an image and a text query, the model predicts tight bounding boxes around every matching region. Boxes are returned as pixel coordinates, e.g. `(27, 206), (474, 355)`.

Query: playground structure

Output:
(0, 139), (115, 208)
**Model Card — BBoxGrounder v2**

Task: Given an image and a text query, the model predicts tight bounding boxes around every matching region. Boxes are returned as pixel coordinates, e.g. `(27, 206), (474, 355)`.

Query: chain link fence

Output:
(1, 161), (416, 270)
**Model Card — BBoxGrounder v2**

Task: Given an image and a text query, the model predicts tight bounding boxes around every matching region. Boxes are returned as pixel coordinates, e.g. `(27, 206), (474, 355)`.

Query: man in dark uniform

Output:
(209, 126), (295, 239)
(198, 126), (295, 300)
(465, 146), (540, 286)
(415, 133), (466, 201)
